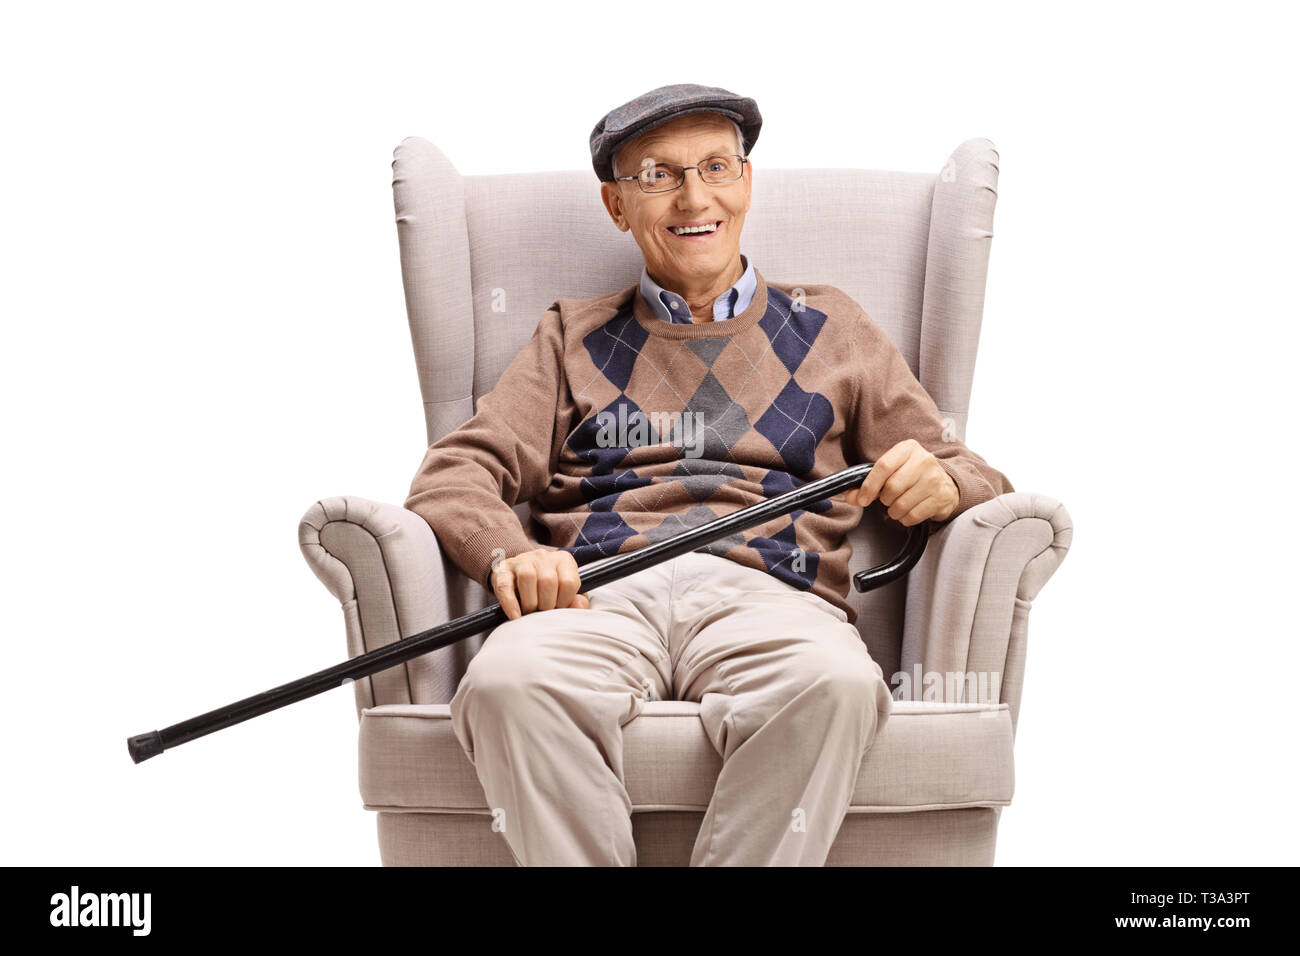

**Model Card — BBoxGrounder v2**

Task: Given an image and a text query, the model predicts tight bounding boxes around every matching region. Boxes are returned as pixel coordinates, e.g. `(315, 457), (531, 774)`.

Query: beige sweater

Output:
(405, 268), (1013, 622)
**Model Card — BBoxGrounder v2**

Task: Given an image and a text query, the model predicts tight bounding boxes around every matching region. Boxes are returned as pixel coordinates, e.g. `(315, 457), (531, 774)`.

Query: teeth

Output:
(671, 222), (718, 235)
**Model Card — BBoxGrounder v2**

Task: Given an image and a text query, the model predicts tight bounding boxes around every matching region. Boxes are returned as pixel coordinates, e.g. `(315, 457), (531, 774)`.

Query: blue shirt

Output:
(639, 253), (756, 324)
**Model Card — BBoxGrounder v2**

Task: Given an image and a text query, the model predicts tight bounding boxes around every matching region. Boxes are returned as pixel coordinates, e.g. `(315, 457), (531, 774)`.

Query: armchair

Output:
(298, 136), (1072, 866)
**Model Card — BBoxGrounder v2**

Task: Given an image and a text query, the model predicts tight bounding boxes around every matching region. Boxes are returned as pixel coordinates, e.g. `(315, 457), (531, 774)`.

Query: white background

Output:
(3, 1), (1296, 866)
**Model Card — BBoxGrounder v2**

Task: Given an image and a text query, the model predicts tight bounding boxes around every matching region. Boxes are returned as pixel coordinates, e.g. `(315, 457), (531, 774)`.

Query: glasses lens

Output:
(639, 164), (683, 193)
(699, 155), (743, 183)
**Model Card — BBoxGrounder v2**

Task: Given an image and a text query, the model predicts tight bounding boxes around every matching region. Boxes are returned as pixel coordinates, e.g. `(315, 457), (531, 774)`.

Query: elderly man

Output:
(404, 83), (1014, 866)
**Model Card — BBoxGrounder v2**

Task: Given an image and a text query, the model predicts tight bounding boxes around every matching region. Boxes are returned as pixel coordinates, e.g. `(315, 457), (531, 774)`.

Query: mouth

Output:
(666, 219), (723, 242)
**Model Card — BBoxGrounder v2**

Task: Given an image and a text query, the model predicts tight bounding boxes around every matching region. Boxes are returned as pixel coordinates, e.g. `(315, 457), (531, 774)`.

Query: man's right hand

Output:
(490, 548), (592, 620)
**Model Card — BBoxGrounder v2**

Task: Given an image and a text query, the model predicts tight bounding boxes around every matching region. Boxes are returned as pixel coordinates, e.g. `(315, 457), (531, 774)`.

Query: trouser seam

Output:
(669, 554), (679, 630)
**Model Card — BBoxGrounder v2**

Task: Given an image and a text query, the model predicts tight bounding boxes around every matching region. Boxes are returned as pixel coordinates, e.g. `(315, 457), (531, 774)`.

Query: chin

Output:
(673, 258), (723, 274)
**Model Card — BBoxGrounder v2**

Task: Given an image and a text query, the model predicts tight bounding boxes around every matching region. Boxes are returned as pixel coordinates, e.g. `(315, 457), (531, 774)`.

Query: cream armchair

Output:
(298, 136), (1073, 866)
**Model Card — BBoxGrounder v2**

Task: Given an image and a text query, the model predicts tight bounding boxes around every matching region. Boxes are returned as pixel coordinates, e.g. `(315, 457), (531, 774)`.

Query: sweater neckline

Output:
(630, 267), (770, 339)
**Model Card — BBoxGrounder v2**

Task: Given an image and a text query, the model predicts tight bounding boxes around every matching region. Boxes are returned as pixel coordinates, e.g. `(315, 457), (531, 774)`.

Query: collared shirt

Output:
(639, 253), (757, 324)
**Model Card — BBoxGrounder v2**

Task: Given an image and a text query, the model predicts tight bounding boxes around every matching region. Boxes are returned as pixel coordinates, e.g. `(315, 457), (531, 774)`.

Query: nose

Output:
(675, 167), (712, 207)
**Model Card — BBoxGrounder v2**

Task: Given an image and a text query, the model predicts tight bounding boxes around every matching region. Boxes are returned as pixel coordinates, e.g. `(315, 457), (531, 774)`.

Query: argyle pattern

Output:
(550, 286), (837, 593)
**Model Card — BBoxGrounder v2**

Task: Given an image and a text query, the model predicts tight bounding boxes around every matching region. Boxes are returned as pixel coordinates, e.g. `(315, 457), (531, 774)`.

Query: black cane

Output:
(126, 463), (929, 764)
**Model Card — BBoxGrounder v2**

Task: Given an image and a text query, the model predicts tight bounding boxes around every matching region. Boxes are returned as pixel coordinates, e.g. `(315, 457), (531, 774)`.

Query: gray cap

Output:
(589, 82), (762, 183)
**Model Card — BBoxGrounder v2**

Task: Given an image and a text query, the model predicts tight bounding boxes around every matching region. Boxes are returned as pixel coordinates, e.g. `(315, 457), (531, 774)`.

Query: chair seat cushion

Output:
(358, 699), (1014, 814)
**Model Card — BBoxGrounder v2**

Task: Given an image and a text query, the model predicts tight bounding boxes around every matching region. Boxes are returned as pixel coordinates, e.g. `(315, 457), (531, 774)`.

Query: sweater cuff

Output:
(455, 523), (538, 592)
(936, 458), (994, 523)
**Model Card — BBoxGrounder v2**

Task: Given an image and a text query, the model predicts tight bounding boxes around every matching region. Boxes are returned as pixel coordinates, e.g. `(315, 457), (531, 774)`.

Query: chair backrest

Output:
(392, 137), (1000, 680)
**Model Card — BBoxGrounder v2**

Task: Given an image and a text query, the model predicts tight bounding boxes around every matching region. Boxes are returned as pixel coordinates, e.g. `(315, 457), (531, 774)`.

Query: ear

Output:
(600, 182), (630, 232)
(742, 160), (754, 214)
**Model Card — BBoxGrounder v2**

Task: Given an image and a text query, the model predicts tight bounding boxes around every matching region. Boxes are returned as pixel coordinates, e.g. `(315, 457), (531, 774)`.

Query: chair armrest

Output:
(901, 491), (1073, 736)
(298, 496), (483, 716)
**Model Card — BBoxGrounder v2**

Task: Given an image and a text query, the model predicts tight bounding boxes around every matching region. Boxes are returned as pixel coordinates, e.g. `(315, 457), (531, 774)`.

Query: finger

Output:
(554, 556), (581, 610)
(857, 440), (912, 506)
(535, 560), (560, 611)
(514, 558), (539, 614)
(857, 462), (898, 508)
(492, 567), (522, 620)
(856, 470), (885, 506)
(887, 463), (946, 524)
(879, 448), (927, 508)
(856, 462), (901, 506)
(889, 484), (932, 524)
(899, 499), (938, 527)
(848, 473), (881, 507)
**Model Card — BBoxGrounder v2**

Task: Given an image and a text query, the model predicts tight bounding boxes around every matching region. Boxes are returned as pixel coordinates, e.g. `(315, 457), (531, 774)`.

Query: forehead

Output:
(620, 114), (738, 160)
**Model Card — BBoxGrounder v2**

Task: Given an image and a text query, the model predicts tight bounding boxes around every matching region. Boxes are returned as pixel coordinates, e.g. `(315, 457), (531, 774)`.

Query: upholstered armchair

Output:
(297, 136), (1073, 866)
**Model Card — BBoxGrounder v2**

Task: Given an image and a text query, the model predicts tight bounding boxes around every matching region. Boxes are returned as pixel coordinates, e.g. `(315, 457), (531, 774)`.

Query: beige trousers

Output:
(449, 551), (893, 866)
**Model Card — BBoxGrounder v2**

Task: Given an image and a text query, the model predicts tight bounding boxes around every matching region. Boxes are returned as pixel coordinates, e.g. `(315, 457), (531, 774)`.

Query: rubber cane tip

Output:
(127, 731), (165, 764)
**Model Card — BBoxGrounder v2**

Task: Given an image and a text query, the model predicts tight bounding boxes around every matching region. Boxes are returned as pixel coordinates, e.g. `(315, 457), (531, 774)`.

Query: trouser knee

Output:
(781, 639), (893, 737)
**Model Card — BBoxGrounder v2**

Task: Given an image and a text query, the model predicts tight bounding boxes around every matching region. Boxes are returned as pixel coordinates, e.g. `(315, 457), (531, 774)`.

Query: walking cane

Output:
(126, 462), (929, 764)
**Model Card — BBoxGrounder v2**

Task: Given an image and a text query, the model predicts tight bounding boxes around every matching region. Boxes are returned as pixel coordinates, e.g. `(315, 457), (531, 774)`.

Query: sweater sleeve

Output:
(848, 305), (1014, 527)
(404, 307), (569, 589)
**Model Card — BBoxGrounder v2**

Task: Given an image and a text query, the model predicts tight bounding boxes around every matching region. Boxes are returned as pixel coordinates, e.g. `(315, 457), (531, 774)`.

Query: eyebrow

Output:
(638, 143), (738, 164)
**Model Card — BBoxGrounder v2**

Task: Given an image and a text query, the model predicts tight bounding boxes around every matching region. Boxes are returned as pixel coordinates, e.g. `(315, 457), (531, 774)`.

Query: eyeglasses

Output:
(614, 154), (749, 194)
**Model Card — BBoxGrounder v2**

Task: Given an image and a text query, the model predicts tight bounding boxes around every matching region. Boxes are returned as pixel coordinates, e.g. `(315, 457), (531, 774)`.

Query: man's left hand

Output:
(844, 438), (959, 526)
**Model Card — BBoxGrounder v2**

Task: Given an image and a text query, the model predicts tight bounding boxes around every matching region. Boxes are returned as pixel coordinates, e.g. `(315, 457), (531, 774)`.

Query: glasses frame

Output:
(613, 154), (750, 194)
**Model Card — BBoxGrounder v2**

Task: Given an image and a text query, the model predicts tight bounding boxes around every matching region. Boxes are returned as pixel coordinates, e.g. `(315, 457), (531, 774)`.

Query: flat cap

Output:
(589, 83), (762, 183)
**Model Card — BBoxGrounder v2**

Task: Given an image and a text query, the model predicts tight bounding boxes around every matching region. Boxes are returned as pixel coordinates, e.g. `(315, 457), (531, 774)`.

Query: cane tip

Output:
(127, 731), (165, 764)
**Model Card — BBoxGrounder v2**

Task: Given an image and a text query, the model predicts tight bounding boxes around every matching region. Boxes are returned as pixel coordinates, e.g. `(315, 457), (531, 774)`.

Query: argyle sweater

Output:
(404, 268), (1014, 622)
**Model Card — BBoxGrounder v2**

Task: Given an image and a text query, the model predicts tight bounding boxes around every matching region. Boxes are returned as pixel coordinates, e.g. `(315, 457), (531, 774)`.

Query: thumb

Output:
(568, 593), (591, 610)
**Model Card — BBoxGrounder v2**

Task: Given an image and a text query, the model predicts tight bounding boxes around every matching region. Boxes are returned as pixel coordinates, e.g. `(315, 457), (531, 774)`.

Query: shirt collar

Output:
(638, 254), (756, 324)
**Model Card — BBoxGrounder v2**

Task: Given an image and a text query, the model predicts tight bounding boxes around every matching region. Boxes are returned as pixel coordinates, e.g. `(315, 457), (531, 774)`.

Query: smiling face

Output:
(600, 113), (753, 306)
